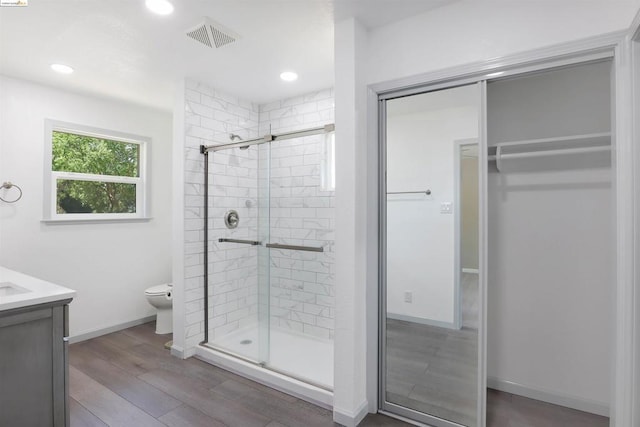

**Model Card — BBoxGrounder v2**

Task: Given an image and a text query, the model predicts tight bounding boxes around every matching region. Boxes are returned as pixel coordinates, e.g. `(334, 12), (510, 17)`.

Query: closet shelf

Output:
(488, 132), (611, 171)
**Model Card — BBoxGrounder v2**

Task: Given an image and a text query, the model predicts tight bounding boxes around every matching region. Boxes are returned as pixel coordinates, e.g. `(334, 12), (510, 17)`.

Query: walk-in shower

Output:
(195, 124), (336, 405)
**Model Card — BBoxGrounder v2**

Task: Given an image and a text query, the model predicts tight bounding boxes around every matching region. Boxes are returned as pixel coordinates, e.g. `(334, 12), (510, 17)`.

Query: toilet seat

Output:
(145, 283), (172, 296)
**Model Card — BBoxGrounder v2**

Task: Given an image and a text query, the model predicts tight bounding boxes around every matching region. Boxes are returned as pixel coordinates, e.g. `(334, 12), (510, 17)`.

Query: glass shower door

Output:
(264, 132), (335, 389)
(205, 127), (335, 389)
(206, 140), (270, 364)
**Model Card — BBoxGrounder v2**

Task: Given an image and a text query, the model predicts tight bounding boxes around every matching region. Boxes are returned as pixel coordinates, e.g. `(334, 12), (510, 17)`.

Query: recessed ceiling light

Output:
(50, 63), (74, 74)
(280, 71), (298, 82)
(145, 0), (174, 15)
(486, 71), (504, 77)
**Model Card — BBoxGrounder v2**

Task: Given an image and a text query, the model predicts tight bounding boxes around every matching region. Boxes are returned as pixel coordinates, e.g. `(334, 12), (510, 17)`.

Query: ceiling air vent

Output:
(186, 24), (212, 48)
(185, 18), (239, 49)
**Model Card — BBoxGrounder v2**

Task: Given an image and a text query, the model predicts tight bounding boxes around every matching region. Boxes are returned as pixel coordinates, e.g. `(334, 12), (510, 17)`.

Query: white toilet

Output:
(144, 283), (173, 334)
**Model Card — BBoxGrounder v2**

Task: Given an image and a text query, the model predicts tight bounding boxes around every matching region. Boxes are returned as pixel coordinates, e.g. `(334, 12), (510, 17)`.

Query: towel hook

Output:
(0, 182), (23, 203)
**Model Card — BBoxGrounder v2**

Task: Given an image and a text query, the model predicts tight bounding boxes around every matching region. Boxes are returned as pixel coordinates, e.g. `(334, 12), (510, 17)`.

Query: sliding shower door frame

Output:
(197, 124), (336, 392)
(198, 140), (271, 366)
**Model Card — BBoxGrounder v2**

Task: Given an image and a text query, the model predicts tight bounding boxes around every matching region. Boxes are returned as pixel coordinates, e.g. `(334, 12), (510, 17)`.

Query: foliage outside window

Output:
(45, 121), (148, 221)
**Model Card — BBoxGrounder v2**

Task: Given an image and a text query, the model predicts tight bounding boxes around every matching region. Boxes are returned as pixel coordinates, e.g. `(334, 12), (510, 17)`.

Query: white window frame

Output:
(43, 120), (151, 222)
(320, 131), (336, 191)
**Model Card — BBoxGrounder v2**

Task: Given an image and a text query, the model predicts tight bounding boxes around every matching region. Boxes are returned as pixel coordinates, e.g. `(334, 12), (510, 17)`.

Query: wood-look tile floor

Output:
(69, 322), (608, 427)
(68, 322), (407, 427)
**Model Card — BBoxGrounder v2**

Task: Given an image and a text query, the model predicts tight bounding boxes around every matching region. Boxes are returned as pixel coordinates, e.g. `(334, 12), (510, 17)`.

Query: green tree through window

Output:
(52, 131), (139, 214)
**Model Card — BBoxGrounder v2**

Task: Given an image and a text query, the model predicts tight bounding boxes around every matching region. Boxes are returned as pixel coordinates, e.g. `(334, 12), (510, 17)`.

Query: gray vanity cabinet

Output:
(0, 299), (72, 427)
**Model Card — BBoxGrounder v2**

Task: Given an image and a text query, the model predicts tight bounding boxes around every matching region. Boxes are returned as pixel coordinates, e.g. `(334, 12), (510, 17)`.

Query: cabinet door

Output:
(0, 307), (54, 427)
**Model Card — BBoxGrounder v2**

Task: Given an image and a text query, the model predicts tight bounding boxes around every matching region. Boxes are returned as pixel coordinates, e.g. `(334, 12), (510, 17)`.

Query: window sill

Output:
(42, 217), (152, 225)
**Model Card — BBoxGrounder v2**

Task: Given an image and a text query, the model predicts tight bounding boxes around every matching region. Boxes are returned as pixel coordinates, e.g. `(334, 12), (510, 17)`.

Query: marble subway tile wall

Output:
(183, 79), (261, 350)
(259, 89), (336, 339)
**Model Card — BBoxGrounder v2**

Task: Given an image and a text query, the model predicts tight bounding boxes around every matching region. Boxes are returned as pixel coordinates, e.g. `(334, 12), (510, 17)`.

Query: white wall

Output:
(333, 17), (370, 426)
(366, 1), (639, 86)
(385, 89), (477, 325)
(0, 76), (172, 338)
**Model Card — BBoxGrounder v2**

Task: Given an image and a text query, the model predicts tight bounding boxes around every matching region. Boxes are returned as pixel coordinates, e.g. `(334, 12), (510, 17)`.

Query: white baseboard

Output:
(333, 400), (369, 427)
(171, 344), (196, 359)
(462, 268), (479, 274)
(387, 312), (456, 330)
(69, 315), (155, 344)
(487, 377), (609, 417)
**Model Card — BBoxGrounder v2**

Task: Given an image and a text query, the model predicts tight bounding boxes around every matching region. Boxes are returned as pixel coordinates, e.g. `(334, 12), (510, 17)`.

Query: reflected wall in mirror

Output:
(383, 84), (480, 426)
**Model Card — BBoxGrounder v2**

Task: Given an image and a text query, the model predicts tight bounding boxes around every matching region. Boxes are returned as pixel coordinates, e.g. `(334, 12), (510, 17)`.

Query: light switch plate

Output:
(404, 291), (412, 303)
(440, 202), (453, 214)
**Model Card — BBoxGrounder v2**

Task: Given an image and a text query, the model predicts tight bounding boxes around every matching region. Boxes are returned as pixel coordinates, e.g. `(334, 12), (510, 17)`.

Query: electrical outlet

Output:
(440, 202), (453, 214)
(404, 291), (412, 303)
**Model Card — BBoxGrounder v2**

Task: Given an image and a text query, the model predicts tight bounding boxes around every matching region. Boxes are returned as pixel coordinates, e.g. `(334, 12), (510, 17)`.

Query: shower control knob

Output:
(224, 210), (239, 229)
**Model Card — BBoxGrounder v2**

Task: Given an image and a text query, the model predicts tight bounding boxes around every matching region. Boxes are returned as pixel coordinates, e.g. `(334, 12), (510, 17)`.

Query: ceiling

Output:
(0, 0), (450, 111)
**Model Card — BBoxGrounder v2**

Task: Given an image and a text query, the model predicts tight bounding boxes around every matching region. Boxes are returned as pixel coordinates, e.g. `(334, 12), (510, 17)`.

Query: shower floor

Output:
(211, 325), (334, 389)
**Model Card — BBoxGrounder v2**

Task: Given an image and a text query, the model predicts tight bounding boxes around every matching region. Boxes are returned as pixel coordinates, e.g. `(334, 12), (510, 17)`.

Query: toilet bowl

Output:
(145, 283), (173, 334)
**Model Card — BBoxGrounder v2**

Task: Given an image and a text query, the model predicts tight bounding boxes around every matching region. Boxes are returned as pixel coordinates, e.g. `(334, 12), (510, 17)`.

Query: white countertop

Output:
(0, 267), (76, 312)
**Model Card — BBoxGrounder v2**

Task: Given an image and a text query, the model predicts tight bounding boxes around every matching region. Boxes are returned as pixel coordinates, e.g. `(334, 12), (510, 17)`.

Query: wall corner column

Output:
(171, 78), (187, 358)
(333, 17), (372, 427)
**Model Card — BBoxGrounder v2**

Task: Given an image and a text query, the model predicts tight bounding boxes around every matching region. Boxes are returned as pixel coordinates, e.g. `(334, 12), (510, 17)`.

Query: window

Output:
(44, 120), (149, 221)
(320, 131), (335, 191)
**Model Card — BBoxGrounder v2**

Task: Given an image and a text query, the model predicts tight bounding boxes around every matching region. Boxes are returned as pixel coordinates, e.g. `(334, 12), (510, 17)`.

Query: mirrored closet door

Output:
(380, 84), (482, 427)
(379, 59), (614, 427)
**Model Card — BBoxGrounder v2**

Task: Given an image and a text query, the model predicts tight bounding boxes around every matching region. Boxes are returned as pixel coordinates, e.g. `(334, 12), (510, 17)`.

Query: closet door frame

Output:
(626, 9), (640, 427)
(378, 81), (485, 427)
(372, 31), (636, 427)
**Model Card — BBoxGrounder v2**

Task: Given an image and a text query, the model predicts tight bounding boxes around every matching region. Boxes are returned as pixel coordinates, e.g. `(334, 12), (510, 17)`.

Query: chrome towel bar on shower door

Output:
(218, 238), (262, 245)
(265, 243), (324, 253)
(218, 239), (324, 252)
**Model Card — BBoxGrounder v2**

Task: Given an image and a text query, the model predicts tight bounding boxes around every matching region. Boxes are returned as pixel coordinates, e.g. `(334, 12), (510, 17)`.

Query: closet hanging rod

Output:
(488, 132), (611, 171)
(491, 132), (610, 149)
(488, 145), (611, 162)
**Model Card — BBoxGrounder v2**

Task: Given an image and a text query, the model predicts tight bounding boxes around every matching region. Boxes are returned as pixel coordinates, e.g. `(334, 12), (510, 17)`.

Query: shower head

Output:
(229, 133), (249, 149)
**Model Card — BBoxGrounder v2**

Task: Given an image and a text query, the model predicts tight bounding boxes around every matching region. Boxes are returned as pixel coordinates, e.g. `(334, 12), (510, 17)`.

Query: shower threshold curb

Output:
(195, 343), (333, 409)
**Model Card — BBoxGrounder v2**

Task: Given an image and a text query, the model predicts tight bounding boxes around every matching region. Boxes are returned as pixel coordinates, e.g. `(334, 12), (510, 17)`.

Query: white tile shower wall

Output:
(259, 89), (336, 339)
(183, 79), (261, 350)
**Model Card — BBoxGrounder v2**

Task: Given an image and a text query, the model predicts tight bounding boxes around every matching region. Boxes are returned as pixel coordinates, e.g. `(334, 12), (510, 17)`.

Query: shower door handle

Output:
(218, 238), (262, 245)
(265, 243), (324, 253)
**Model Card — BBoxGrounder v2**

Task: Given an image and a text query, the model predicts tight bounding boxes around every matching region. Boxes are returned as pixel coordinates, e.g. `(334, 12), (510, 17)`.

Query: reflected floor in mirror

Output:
(385, 319), (478, 426)
(386, 272), (479, 426)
